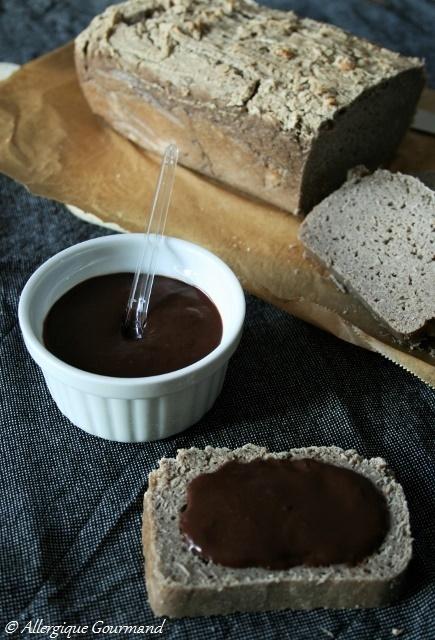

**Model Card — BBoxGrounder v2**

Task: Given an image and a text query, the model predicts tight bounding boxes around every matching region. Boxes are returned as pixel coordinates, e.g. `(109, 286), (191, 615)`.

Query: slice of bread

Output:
(142, 444), (412, 617)
(299, 169), (435, 340)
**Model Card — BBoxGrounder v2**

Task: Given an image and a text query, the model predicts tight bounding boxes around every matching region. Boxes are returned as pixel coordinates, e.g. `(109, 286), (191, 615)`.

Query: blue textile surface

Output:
(0, 2), (434, 639)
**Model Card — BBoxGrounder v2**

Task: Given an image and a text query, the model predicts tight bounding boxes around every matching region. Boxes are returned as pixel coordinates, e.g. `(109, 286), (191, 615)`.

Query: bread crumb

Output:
(275, 47), (295, 59)
(175, 562), (191, 578)
(223, 0), (236, 12)
(324, 94), (338, 107)
(392, 630), (404, 637)
(337, 56), (356, 71)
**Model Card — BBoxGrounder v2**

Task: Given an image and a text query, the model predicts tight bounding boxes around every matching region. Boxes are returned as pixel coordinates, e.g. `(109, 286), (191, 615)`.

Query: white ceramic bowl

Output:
(18, 234), (245, 442)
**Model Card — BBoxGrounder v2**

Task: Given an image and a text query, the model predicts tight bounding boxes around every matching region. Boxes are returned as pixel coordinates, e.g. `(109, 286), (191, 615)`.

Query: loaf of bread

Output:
(142, 444), (412, 617)
(299, 169), (435, 340)
(75, 0), (424, 214)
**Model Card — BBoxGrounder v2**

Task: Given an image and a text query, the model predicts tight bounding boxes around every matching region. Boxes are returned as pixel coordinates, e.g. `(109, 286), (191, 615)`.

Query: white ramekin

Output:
(18, 234), (245, 442)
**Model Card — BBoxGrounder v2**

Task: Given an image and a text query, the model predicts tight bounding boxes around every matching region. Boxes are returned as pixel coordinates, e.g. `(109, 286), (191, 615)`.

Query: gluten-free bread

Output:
(299, 169), (435, 340)
(75, 0), (424, 214)
(142, 444), (412, 617)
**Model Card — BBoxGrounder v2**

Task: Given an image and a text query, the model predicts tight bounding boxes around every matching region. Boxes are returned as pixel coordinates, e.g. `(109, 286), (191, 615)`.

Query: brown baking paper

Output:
(1, 43), (434, 386)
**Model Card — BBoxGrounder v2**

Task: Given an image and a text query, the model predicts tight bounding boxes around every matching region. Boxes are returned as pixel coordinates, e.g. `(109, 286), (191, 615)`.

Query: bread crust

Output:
(142, 444), (412, 617)
(74, 0), (424, 214)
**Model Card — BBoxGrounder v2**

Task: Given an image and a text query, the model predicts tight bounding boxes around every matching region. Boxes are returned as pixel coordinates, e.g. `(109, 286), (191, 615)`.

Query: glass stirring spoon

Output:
(123, 143), (179, 340)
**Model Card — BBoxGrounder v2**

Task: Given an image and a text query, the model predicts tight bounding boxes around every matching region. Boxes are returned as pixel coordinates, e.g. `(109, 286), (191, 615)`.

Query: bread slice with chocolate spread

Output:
(142, 444), (412, 617)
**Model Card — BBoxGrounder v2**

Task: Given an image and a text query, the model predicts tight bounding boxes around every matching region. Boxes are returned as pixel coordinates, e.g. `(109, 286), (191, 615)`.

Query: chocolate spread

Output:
(179, 458), (390, 569)
(43, 273), (222, 377)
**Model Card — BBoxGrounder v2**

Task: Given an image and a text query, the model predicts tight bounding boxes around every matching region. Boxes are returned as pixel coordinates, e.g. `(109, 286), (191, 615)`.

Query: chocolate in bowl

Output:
(43, 273), (223, 378)
(18, 234), (245, 441)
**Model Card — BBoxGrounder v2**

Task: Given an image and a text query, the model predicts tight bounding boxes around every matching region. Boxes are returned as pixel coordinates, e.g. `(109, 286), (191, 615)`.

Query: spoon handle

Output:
(124, 144), (179, 339)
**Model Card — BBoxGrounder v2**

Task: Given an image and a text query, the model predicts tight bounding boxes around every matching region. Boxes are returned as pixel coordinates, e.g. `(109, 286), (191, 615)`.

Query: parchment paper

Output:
(0, 43), (434, 386)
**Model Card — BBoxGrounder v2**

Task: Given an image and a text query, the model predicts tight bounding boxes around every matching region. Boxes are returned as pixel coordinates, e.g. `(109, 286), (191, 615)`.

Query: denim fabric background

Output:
(0, 1), (434, 639)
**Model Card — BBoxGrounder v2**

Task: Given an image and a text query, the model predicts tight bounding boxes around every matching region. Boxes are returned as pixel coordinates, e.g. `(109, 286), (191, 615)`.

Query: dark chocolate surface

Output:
(180, 458), (390, 569)
(43, 273), (222, 377)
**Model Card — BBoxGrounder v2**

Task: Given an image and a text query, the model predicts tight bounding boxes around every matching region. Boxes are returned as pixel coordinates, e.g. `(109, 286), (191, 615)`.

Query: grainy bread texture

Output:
(74, 0), (424, 214)
(299, 169), (435, 339)
(142, 444), (412, 617)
